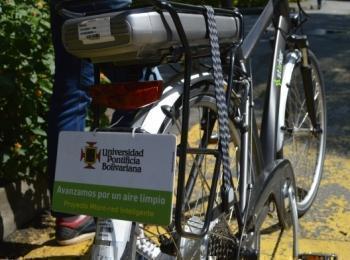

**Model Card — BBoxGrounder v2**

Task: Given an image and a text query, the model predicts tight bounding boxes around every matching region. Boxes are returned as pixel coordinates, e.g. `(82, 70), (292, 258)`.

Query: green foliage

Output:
(0, 0), (53, 183)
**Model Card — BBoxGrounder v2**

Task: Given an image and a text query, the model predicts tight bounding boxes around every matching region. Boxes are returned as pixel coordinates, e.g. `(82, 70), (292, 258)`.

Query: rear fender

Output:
(140, 72), (211, 134)
(276, 51), (302, 152)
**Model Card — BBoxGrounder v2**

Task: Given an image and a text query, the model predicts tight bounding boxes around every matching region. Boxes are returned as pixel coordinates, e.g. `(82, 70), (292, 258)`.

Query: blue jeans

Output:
(48, 0), (160, 216)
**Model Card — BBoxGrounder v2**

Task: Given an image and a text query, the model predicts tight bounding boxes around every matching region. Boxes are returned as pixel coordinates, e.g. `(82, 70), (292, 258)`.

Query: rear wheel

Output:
(282, 51), (326, 216)
(138, 82), (242, 259)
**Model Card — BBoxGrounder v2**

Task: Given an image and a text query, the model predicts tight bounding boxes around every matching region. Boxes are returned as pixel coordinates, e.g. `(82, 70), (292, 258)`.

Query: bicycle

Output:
(52, 0), (326, 259)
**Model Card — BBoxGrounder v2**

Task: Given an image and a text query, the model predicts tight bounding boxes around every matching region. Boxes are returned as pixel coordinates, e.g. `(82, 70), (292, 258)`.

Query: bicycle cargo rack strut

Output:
(148, 0), (243, 239)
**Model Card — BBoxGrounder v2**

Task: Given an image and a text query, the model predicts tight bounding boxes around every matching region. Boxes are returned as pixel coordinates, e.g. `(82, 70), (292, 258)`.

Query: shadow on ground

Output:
(0, 241), (51, 259)
(0, 210), (55, 258)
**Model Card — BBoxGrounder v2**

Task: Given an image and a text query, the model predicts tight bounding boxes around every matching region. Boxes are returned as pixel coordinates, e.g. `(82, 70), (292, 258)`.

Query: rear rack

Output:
(148, 1), (243, 239)
(62, 0), (243, 239)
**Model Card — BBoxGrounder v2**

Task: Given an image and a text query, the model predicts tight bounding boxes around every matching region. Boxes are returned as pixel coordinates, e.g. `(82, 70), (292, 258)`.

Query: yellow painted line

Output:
(260, 153), (350, 259)
(23, 239), (93, 259)
(261, 229), (350, 259)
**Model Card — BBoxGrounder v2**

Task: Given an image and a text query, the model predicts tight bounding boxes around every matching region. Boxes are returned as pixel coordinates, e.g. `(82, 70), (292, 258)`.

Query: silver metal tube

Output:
(288, 186), (299, 259)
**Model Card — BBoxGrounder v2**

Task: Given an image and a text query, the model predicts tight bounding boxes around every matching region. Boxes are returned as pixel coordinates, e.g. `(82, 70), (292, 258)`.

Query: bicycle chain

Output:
(204, 5), (233, 196)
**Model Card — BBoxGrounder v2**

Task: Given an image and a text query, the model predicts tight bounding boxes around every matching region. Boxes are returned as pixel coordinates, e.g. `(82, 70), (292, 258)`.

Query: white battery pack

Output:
(62, 7), (241, 64)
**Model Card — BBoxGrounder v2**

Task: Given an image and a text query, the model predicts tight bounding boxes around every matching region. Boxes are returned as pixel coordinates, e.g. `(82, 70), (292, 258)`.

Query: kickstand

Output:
(288, 186), (299, 259)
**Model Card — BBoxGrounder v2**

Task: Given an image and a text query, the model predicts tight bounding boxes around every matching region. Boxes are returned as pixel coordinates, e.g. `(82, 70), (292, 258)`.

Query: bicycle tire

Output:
(138, 81), (242, 259)
(281, 50), (326, 216)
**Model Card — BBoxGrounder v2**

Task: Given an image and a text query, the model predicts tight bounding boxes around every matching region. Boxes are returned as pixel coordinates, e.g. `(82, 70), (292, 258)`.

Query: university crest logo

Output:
(80, 142), (101, 169)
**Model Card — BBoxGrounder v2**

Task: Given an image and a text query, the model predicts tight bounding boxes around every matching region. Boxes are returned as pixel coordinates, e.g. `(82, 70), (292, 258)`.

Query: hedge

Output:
(0, 0), (53, 184)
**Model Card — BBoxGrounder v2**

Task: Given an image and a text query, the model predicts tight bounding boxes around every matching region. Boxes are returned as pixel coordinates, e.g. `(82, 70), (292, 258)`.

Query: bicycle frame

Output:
(146, 1), (315, 251)
(141, 0), (299, 240)
(55, 0), (317, 257)
(236, 0), (319, 223)
(88, 0), (305, 247)
(236, 0), (291, 213)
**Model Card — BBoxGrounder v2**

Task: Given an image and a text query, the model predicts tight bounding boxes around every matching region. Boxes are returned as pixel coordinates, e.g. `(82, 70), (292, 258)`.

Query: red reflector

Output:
(89, 81), (163, 110)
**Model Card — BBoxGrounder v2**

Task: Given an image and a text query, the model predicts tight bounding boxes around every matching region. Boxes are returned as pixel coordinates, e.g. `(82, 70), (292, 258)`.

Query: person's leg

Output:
(48, 0), (97, 245)
(48, 0), (132, 245)
(48, 2), (93, 198)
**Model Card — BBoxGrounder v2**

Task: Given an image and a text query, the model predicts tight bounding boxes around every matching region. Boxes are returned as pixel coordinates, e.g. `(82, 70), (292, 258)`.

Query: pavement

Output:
(0, 0), (349, 259)
(298, 0), (350, 14)
(252, 2), (350, 257)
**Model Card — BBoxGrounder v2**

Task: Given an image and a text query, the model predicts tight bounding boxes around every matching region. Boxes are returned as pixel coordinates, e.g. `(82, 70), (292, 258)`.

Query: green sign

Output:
(53, 181), (172, 225)
(52, 131), (176, 225)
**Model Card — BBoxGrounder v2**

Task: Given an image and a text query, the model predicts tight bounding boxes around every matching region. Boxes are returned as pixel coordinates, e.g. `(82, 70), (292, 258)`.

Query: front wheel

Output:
(282, 50), (326, 216)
